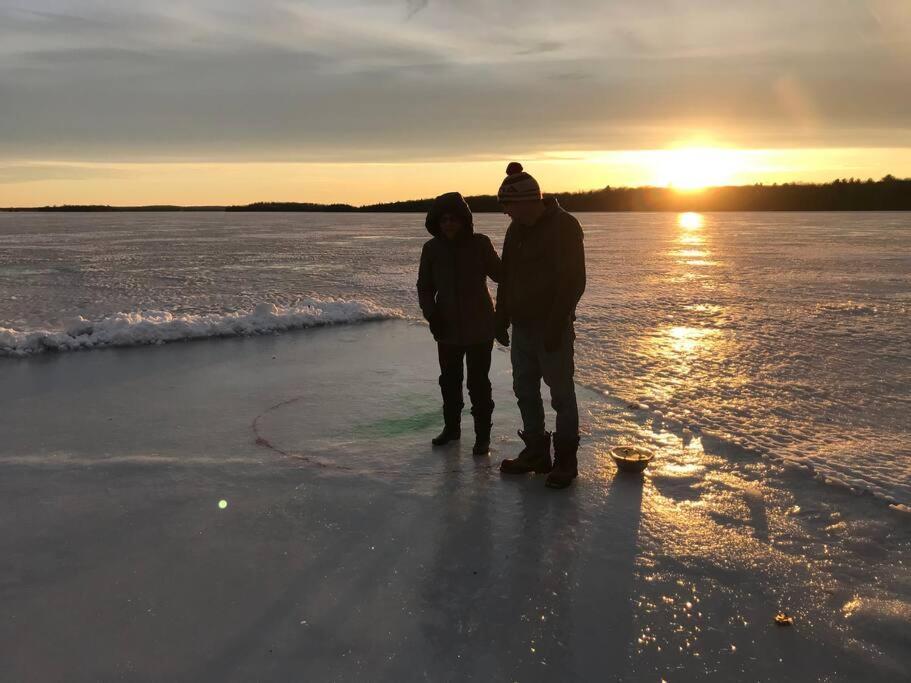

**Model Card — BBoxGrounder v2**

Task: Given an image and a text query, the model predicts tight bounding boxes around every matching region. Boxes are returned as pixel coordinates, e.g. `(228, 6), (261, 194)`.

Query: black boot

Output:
(500, 431), (552, 474)
(546, 433), (579, 489)
(432, 405), (462, 446)
(472, 414), (492, 456)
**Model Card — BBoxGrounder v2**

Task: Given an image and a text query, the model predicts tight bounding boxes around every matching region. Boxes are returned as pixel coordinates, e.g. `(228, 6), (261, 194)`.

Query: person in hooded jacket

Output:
(417, 192), (501, 455)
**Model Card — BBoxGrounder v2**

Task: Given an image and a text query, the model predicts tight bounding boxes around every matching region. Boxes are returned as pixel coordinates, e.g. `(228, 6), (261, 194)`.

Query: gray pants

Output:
(510, 322), (579, 438)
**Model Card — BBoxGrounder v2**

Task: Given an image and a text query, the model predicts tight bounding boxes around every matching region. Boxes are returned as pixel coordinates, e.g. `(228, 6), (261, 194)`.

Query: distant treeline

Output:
(225, 201), (356, 212)
(361, 176), (911, 213)
(0, 204), (222, 212)
(5, 176), (910, 212)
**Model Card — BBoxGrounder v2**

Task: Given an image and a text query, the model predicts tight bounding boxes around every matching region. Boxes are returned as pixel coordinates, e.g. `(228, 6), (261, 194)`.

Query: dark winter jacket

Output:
(417, 192), (501, 345)
(495, 197), (586, 335)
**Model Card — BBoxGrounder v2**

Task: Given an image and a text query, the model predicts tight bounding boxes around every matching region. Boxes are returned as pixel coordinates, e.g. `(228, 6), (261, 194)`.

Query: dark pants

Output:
(437, 341), (495, 424)
(510, 322), (579, 438)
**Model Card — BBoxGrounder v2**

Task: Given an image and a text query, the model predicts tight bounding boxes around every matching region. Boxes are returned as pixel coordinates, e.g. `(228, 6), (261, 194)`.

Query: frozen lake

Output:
(2, 321), (909, 681)
(1, 211), (909, 506)
(0, 210), (909, 680)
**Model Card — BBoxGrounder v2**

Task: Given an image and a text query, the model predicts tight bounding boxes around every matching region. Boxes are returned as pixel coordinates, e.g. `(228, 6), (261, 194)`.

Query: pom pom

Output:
(505, 161), (524, 176)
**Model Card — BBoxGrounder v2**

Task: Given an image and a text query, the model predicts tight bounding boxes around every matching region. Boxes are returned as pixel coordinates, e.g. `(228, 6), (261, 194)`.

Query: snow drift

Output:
(0, 299), (404, 357)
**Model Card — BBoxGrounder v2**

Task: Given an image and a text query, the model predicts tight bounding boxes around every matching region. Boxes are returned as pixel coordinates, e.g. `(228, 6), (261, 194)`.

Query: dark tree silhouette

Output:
(5, 177), (911, 212)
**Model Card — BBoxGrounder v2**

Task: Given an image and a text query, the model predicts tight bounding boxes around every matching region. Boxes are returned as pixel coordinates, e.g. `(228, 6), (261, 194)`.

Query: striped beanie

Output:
(497, 162), (542, 202)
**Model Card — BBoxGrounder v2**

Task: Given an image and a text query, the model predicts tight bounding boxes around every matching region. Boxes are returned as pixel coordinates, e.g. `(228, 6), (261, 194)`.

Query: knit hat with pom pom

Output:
(497, 162), (542, 202)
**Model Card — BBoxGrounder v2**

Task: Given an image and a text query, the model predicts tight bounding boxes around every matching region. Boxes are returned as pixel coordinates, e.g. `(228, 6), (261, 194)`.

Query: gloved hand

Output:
(428, 312), (446, 338)
(495, 324), (510, 347)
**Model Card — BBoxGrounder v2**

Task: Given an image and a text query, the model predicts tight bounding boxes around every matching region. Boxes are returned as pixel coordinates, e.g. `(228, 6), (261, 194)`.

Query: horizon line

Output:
(3, 175), (908, 211)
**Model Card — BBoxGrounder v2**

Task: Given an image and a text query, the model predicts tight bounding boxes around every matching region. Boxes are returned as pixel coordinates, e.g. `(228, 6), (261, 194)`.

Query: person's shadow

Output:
(418, 454), (497, 679)
(420, 461), (578, 681)
(496, 475), (581, 680)
(419, 444), (645, 681)
(571, 470), (645, 680)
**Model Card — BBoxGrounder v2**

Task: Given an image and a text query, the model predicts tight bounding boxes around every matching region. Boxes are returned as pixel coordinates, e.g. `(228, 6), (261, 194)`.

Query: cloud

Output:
(515, 40), (564, 56)
(405, 0), (428, 20)
(0, 162), (130, 184)
(0, 0), (909, 164)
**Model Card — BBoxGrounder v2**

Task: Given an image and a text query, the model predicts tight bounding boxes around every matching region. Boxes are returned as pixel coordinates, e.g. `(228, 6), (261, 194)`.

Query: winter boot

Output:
(500, 431), (552, 474)
(471, 414), (492, 456)
(432, 405), (462, 446)
(545, 433), (579, 489)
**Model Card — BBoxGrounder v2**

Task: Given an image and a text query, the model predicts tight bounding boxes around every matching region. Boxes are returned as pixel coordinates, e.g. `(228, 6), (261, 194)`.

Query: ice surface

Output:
(0, 299), (402, 356)
(1, 321), (908, 681)
(1, 211), (908, 506)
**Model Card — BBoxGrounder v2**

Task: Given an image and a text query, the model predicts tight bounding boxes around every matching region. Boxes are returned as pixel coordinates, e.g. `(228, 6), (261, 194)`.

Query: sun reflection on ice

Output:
(678, 212), (704, 230)
(677, 213), (706, 247)
(673, 249), (708, 258)
(664, 326), (722, 355)
(678, 232), (705, 245)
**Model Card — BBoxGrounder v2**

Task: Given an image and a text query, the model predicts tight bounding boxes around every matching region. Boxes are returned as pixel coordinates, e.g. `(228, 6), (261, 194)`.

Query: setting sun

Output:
(651, 147), (745, 191)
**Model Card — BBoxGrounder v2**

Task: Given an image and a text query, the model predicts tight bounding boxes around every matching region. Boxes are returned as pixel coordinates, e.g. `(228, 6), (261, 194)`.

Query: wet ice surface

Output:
(1, 211), (909, 506)
(1, 322), (909, 682)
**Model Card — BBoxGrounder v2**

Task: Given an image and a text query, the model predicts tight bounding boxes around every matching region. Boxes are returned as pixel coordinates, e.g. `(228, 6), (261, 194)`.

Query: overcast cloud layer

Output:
(1, 0), (910, 162)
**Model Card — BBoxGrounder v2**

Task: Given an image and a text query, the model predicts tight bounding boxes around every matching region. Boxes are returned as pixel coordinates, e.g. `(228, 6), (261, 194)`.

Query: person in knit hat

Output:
(495, 162), (586, 489)
(417, 192), (501, 455)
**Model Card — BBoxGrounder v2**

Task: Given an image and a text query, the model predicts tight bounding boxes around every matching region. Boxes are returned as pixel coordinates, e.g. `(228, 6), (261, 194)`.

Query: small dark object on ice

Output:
(774, 612), (794, 626)
(610, 446), (654, 473)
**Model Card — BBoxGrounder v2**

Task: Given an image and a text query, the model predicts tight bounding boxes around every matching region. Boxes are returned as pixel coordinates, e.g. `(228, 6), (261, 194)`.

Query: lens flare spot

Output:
(218, 499), (228, 509)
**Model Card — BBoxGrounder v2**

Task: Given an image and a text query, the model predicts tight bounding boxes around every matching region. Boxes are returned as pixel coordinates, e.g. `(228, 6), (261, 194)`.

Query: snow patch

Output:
(0, 299), (404, 357)
(815, 301), (878, 316)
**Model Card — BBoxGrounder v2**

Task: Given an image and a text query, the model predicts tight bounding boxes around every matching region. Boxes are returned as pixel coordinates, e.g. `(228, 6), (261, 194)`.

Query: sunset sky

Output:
(1, 0), (910, 206)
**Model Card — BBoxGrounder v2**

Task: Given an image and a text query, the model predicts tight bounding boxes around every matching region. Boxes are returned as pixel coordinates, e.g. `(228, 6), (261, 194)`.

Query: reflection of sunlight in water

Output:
(627, 324), (730, 402)
(678, 212), (704, 230)
(633, 210), (736, 404)
(664, 326), (721, 354)
(673, 214), (719, 266)
(582, 210), (907, 672)
(677, 212), (706, 246)
(685, 303), (723, 314)
(678, 233), (705, 245)
(586, 414), (830, 668)
(660, 462), (704, 477)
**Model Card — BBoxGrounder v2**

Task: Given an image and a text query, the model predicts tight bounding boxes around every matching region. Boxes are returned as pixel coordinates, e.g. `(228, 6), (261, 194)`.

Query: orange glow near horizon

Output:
(648, 147), (745, 191)
(1, 147), (910, 207)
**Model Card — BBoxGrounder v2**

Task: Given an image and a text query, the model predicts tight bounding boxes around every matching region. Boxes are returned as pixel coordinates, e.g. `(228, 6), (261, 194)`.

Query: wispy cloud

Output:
(0, 0), (909, 164)
(0, 161), (129, 184)
(406, 0), (429, 20)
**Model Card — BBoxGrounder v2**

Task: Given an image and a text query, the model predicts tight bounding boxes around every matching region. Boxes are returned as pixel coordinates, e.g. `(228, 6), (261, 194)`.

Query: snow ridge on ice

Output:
(0, 299), (404, 356)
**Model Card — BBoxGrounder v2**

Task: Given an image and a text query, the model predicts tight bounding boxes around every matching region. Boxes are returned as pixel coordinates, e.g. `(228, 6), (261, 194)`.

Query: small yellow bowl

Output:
(609, 446), (654, 473)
